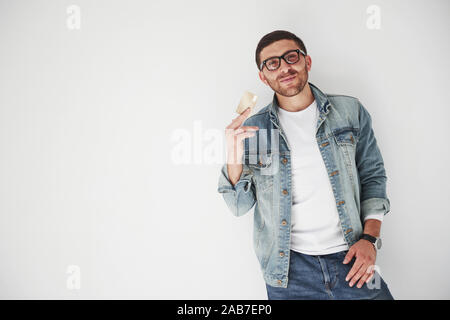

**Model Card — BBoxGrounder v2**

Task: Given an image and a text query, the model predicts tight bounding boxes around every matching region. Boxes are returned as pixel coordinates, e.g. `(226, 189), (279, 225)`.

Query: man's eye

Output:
(286, 54), (297, 61)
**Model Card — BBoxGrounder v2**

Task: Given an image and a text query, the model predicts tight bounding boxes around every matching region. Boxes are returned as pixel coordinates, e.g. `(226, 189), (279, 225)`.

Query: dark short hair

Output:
(255, 30), (307, 70)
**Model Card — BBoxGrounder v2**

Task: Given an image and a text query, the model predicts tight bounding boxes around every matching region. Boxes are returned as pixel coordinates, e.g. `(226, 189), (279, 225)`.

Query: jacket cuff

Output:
(217, 163), (252, 194)
(360, 197), (390, 222)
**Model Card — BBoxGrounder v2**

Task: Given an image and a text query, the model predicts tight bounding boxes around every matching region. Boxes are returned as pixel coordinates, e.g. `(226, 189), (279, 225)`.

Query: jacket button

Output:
(281, 220), (287, 226)
(282, 189), (288, 195)
(277, 280), (282, 285)
(282, 158), (287, 164)
(279, 252), (284, 257)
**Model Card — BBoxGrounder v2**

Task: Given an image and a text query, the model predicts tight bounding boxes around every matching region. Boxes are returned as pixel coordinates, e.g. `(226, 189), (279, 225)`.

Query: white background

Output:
(0, 0), (449, 299)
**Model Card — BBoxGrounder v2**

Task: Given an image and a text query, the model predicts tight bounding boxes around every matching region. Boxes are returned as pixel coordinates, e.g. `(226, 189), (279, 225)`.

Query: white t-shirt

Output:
(277, 99), (383, 255)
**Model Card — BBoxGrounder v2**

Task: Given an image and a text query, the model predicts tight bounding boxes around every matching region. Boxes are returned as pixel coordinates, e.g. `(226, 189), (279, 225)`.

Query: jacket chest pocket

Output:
(332, 127), (358, 147)
(246, 153), (275, 193)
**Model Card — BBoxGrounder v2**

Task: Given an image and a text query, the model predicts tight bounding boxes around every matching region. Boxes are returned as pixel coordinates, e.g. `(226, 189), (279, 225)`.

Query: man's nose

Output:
(278, 58), (293, 75)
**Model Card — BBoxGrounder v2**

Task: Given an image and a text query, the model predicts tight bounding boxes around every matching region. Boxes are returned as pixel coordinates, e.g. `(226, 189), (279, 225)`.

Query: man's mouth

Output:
(280, 75), (296, 83)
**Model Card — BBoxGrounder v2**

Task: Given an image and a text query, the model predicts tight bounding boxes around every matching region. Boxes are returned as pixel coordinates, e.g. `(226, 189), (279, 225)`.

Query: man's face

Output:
(258, 39), (311, 97)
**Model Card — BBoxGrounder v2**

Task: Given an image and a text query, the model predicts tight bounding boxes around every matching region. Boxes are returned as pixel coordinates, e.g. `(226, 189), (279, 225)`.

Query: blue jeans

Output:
(266, 249), (394, 300)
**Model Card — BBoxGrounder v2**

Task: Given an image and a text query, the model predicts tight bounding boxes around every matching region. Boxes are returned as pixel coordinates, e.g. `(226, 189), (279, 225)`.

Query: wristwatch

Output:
(360, 233), (382, 250)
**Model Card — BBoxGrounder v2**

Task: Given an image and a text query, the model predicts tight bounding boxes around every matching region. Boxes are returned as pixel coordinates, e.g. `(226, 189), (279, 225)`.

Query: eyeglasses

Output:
(259, 49), (306, 71)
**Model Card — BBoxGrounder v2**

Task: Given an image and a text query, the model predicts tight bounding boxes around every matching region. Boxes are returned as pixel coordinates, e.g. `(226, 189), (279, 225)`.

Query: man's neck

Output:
(276, 82), (315, 112)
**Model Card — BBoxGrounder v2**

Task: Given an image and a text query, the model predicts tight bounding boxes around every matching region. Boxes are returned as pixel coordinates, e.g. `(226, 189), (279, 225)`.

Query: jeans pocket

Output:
(339, 250), (349, 256)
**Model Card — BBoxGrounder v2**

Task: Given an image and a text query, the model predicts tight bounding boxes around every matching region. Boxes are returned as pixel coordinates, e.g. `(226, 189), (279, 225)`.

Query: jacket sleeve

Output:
(217, 160), (256, 217)
(356, 100), (391, 222)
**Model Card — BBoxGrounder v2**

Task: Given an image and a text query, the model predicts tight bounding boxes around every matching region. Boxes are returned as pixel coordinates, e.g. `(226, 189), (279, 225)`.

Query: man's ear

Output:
(305, 55), (312, 72)
(258, 71), (269, 86)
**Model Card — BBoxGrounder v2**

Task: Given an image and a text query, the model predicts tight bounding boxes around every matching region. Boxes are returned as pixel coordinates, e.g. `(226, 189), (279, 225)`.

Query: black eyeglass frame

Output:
(259, 49), (306, 71)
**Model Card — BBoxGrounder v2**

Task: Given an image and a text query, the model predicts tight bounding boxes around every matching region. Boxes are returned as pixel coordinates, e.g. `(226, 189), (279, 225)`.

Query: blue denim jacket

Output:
(217, 82), (390, 288)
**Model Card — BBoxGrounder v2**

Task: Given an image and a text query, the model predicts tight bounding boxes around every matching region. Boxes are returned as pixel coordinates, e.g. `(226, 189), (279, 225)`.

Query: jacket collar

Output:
(268, 81), (332, 127)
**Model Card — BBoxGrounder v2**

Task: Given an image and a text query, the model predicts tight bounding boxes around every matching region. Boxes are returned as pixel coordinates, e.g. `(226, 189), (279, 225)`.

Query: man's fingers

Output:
(342, 250), (355, 264)
(345, 258), (363, 282)
(364, 264), (376, 284)
(365, 270), (375, 284)
(357, 268), (374, 288)
(238, 106), (252, 117)
(225, 126), (258, 161)
(235, 130), (257, 141)
(234, 126), (259, 135)
(349, 264), (368, 287)
(228, 110), (250, 128)
(226, 127), (259, 139)
(227, 107), (252, 129)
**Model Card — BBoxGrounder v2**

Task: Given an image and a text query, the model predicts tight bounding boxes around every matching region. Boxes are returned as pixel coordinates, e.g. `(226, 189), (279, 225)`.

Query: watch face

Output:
(376, 238), (382, 249)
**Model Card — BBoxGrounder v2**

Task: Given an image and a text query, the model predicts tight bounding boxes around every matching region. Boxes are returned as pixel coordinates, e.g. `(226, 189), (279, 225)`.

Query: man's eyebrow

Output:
(262, 49), (297, 61)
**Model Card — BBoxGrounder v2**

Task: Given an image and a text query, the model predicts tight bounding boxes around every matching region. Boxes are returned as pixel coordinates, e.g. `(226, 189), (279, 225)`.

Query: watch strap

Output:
(360, 233), (377, 243)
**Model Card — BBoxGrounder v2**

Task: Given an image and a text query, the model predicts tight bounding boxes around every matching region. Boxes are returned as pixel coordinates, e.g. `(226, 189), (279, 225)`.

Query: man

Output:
(217, 30), (394, 300)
